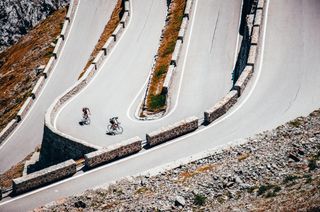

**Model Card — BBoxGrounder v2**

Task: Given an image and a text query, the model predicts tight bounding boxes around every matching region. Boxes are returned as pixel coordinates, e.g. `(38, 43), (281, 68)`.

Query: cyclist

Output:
(82, 107), (91, 124)
(109, 116), (119, 129)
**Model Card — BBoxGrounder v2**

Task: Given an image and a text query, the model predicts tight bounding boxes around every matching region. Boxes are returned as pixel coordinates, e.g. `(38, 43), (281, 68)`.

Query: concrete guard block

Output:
(120, 12), (129, 28)
(60, 20), (69, 40)
(31, 76), (46, 99)
(247, 45), (257, 66)
(204, 90), (238, 124)
(92, 51), (105, 70)
(171, 40), (182, 66)
(0, 119), (18, 143)
(124, 0), (130, 15)
(162, 65), (175, 94)
(184, 0), (193, 19)
(43, 57), (55, 78)
(254, 9), (263, 26)
(257, 0), (265, 9)
(12, 159), (76, 194)
(52, 37), (63, 59)
(146, 116), (199, 147)
(251, 26), (260, 45)
(234, 66), (253, 96)
(102, 37), (115, 55)
(178, 27), (186, 42)
(112, 25), (123, 41)
(16, 97), (34, 122)
(84, 137), (142, 168)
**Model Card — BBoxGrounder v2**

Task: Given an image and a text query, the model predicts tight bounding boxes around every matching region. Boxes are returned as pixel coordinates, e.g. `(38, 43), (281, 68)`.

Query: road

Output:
(0, 0), (117, 173)
(55, 0), (242, 147)
(1, 0), (320, 210)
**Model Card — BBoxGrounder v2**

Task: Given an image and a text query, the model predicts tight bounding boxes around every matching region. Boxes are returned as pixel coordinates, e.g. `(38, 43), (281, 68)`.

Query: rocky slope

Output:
(37, 109), (320, 211)
(0, 0), (69, 53)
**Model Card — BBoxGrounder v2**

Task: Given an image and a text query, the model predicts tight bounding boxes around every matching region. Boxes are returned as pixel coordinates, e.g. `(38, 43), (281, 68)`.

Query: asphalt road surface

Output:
(0, 0), (117, 173)
(1, 0), (320, 211)
(55, 0), (241, 147)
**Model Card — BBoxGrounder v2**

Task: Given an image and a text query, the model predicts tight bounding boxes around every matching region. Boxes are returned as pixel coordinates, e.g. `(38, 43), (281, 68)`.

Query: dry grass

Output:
(0, 146), (40, 189)
(145, 0), (186, 112)
(78, 0), (123, 79)
(0, 8), (67, 132)
(179, 164), (218, 182)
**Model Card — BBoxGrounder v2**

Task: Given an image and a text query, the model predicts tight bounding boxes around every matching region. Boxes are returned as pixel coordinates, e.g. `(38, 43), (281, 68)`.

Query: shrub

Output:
(308, 159), (317, 171)
(155, 65), (167, 78)
(283, 175), (299, 184)
(257, 184), (273, 196)
(193, 193), (206, 206)
(150, 94), (166, 110)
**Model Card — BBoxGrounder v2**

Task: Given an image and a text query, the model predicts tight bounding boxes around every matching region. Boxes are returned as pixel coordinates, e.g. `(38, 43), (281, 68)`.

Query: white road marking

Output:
(53, 0), (133, 129)
(0, 0), (81, 150)
(0, 0), (270, 207)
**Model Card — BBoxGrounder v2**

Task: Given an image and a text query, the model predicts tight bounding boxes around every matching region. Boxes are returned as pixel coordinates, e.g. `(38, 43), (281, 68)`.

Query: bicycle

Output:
(107, 122), (123, 134)
(81, 115), (91, 125)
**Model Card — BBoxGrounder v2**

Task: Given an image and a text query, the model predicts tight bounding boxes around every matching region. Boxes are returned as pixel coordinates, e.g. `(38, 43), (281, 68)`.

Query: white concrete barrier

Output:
(162, 65), (175, 94)
(112, 25), (124, 41)
(52, 37), (63, 59)
(254, 9), (263, 26)
(234, 66), (253, 96)
(257, 0), (265, 9)
(124, 0), (130, 14)
(92, 50), (105, 70)
(184, 0), (193, 19)
(146, 116), (199, 147)
(102, 37), (115, 55)
(31, 76), (46, 99)
(120, 12), (129, 28)
(84, 137), (142, 168)
(247, 45), (257, 66)
(204, 91), (238, 124)
(43, 57), (55, 78)
(16, 97), (34, 122)
(12, 159), (76, 194)
(60, 20), (69, 40)
(171, 40), (182, 66)
(251, 26), (260, 45)
(0, 119), (18, 143)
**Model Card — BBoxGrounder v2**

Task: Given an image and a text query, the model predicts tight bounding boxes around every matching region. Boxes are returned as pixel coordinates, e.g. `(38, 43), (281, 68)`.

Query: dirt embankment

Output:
(0, 8), (67, 132)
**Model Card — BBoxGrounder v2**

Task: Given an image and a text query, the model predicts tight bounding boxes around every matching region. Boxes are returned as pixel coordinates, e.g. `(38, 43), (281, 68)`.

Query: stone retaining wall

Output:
(39, 125), (99, 167)
(12, 159), (76, 194)
(0, 119), (18, 144)
(204, 91), (238, 124)
(146, 116), (198, 147)
(85, 137), (142, 168)
(234, 66), (253, 97)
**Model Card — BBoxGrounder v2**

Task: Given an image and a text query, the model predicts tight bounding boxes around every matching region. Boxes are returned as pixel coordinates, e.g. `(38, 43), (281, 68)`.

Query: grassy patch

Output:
(78, 0), (123, 79)
(149, 94), (166, 110)
(308, 159), (317, 171)
(193, 193), (207, 206)
(145, 0), (187, 112)
(289, 118), (302, 127)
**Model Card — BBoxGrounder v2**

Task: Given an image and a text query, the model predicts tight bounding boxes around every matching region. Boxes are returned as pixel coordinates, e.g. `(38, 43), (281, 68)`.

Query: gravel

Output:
(36, 109), (320, 211)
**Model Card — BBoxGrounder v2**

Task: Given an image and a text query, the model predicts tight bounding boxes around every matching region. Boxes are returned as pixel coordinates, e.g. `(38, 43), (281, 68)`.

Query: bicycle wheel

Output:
(116, 126), (123, 134)
(107, 124), (113, 133)
(85, 117), (91, 125)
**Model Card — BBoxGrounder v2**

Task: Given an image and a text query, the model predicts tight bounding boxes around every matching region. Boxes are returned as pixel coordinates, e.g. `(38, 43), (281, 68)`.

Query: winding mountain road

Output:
(1, 0), (320, 211)
(0, 0), (117, 173)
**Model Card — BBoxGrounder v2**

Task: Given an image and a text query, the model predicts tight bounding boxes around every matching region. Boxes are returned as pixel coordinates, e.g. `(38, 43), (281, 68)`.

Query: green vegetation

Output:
(193, 193), (207, 206)
(150, 94), (166, 110)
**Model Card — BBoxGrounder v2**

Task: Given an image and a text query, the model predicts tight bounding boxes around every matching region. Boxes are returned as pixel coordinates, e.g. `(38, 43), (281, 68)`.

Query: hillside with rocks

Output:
(0, 0), (69, 53)
(37, 109), (320, 211)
